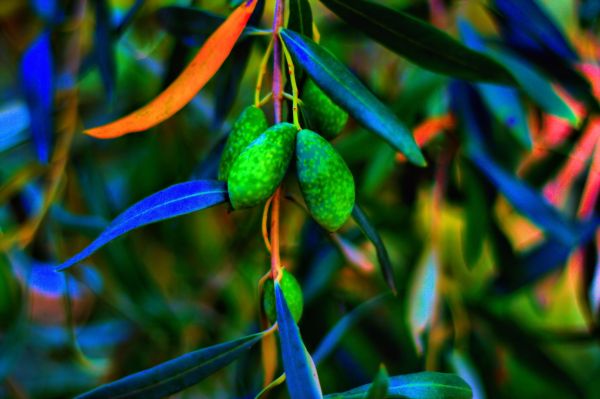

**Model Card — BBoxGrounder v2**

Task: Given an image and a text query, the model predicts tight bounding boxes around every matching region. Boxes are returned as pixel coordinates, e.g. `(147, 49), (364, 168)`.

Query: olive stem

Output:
(255, 38), (274, 107)
(279, 34), (301, 129)
(269, 0), (285, 281)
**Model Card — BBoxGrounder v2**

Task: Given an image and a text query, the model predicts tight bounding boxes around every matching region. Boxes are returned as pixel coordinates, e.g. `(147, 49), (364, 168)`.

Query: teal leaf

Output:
(76, 331), (267, 399)
(280, 29), (425, 166)
(352, 203), (396, 294)
(408, 252), (439, 354)
(275, 281), (323, 399)
(324, 372), (472, 399)
(366, 365), (389, 399)
(56, 180), (228, 271)
(319, 0), (515, 84)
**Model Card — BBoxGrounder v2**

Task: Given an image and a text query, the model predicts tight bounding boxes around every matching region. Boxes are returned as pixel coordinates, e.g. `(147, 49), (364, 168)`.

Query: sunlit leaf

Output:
(352, 203), (396, 293)
(275, 281), (323, 399)
(20, 31), (54, 163)
(324, 372), (472, 399)
(280, 29), (425, 166)
(408, 251), (439, 354)
(76, 331), (267, 399)
(56, 180), (228, 271)
(84, 0), (258, 138)
(319, 0), (515, 84)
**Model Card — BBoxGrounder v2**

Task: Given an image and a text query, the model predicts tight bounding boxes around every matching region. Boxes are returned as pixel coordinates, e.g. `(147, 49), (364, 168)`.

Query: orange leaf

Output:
(396, 113), (455, 162)
(85, 0), (258, 139)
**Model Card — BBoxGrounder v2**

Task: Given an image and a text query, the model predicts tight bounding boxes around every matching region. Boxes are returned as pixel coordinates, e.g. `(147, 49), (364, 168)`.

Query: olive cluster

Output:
(218, 81), (354, 232)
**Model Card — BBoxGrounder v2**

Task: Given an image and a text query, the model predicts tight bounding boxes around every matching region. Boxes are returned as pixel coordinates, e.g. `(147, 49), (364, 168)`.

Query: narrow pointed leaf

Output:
(313, 294), (388, 364)
(469, 151), (581, 246)
(366, 365), (389, 399)
(319, 0), (515, 84)
(275, 282), (323, 399)
(0, 101), (30, 152)
(280, 29), (425, 166)
(352, 203), (396, 293)
(324, 372), (472, 399)
(93, 0), (116, 99)
(491, 0), (578, 61)
(20, 31), (53, 163)
(487, 47), (577, 125)
(288, 0), (313, 39)
(76, 331), (266, 399)
(57, 180), (228, 271)
(84, 0), (258, 138)
(408, 252), (439, 354)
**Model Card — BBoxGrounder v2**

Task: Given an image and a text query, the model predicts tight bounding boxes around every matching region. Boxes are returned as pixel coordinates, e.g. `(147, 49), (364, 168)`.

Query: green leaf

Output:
(288, 0), (313, 39)
(352, 203), (396, 294)
(324, 372), (472, 399)
(275, 281), (323, 399)
(319, 0), (515, 84)
(280, 29), (426, 166)
(76, 331), (267, 399)
(366, 365), (389, 399)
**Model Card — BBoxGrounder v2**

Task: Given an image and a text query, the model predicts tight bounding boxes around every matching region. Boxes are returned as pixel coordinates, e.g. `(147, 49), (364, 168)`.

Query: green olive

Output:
(302, 79), (348, 139)
(228, 122), (297, 209)
(262, 269), (303, 323)
(218, 105), (268, 181)
(296, 129), (355, 231)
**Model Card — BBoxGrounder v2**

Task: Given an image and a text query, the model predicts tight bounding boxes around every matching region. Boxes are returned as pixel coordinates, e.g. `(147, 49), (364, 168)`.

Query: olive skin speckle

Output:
(296, 129), (355, 231)
(218, 106), (268, 181)
(228, 123), (297, 209)
(302, 79), (348, 139)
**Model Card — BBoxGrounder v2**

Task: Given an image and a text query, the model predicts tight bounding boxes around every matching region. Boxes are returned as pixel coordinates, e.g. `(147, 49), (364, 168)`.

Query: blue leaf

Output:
(492, 0), (578, 61)
(0, 100), (30, 152)
(76, 331), (267, 399)
(312, 294), (388, 364)
(458, 21), (531, 148)
(56, 180), (228, 271)
(275, 282), (323, 399)
(20, 31), (54, 164)
(280, 29), (426, 166)
(469, 151), (581, 245)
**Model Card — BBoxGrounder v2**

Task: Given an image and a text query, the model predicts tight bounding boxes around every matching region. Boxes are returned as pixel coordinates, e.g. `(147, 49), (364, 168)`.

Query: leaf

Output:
(458, 21), (531, 148)
(275, 281), (323, 399)
(56, 180), (228, 271)
(84, 0), (258, 138)
(76, 331), (267, 399)
(448, 350), (486, 399)
(0, 101), (30, 152)
(20, 31), (54, 163)
(491, 0), (578, 62)
(280, 29), (425, 166)
(495, 217), (599, 292)
(319, 0), (515, 84)
(366, 365), (389, 399)
(468, 150), (581, 246)
(487, 47), (577, 126)
(93, 0), (116, 99)
(324, 372), (472, 399)
(312, 294), (388, 364)
(288, 0), (313, 39)
(408, 251), (439, 354)
(352, 203), (396, 294)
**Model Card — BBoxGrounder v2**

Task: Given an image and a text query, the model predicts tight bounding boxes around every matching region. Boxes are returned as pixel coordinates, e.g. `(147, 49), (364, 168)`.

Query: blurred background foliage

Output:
(0, 0), (599, 398)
